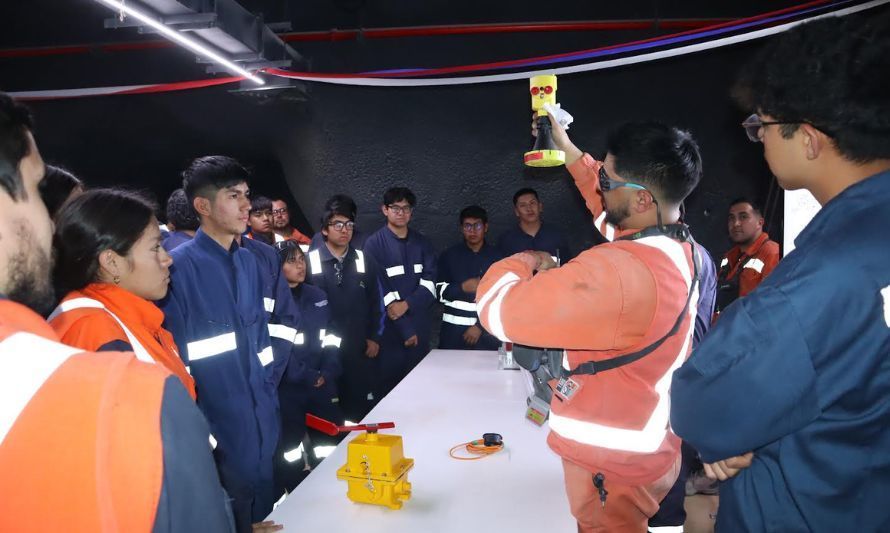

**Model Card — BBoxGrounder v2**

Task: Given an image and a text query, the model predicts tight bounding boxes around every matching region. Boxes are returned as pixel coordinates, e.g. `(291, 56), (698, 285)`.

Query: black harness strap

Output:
(564, 225), (700, 378)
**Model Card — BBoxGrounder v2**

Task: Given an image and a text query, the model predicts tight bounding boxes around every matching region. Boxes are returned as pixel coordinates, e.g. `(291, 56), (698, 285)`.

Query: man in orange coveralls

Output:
(478, 116), (703, 532)
(714, 197), (780, 318)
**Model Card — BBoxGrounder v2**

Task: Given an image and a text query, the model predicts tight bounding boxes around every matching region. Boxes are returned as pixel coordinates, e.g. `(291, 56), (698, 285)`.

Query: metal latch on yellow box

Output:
(305, 414), (414, 510)
(336, 431), (414, 509)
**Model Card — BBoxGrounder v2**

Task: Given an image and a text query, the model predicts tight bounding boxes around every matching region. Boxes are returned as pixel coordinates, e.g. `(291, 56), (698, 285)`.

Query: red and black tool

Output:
(306, 413), (396, 436)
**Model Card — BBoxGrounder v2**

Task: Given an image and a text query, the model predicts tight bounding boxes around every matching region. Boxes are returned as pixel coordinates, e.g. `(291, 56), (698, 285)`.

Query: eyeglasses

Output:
(462, 222), (484, 232)
(386, 204), (413, 215)
(327, 221), (355, 232)
(271, 208), (288, 216)
(598, 165), (648, 193)
(741, 113), (801, 143)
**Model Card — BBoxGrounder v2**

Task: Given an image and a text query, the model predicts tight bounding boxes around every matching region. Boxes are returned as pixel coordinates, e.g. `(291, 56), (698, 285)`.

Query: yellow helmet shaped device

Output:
(524, 74), (565, 168)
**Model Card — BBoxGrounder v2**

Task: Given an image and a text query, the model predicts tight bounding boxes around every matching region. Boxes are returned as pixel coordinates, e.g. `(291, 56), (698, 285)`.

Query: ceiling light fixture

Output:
(94, 0), (265, 85)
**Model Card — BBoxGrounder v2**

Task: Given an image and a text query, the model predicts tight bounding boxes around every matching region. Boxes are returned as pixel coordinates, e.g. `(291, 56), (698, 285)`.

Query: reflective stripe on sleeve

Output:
(263, 298), (275, 313)
(442, 313), (478, 326)
(257, 346), (274, 366)
(383, 291), (401, 306)
(187, 332), (237, 361)
(476, 272), (521, 342)
(419, 279), (436, 297)
(386, 265), (405, 277)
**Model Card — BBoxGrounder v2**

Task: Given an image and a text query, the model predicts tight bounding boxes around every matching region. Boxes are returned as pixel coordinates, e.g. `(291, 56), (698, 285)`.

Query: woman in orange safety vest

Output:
(47, 188), (195, 399)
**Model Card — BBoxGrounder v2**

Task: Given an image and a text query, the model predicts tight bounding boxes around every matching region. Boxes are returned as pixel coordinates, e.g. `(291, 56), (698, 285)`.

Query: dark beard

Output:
(604, 203), (631, 228)
(5, 226), (55, 316)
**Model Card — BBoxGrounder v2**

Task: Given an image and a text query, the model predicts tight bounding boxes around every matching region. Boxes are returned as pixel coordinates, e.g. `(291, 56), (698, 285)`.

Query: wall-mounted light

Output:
(94, 0), (265, 85)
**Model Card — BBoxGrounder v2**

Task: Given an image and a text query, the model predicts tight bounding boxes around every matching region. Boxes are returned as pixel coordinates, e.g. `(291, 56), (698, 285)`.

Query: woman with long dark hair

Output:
(48, 188), (195, 398)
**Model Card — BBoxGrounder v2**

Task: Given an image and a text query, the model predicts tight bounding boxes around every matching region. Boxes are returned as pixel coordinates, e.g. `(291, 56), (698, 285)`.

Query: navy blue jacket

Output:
(241, 236), (308, 387)
(363, 226), (438, 345)
(286, 283), (341, 387)
(497, 224), (570, 263)
(671, 170), (890, 532)
(162, 230), (194, 252)
(305, 244), (383, 349)
(436, 241), (504, 350)
(159, 229), (279, 515)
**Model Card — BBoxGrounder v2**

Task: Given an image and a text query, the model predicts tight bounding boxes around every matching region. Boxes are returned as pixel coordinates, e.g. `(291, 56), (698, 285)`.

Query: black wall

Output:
(0, 3), (809, 259)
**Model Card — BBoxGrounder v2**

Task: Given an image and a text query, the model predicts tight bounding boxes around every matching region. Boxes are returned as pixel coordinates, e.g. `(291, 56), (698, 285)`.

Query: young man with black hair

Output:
(309, 193), (367, 251)
(362, 187), (437, 395)
(0, 94), (234, 531)
(497, 187), (570, 263)
(247, 195), (276, 245)
(672, 12), (890, 532)
(271, 197), (312, 245)
(436, 205), (504, 350)
(163, 188), (200, 252)
(305, 196), (383, 421)
(478, 119), (703, 531)
(159, 155), (282, 532)
(714, 197), (780, 318)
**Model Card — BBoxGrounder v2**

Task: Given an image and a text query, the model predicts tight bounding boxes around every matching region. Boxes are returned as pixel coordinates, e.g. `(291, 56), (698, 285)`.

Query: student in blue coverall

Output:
(362, 187), (437, 396)
(306, 197), (384, 421)
(274, 240), (343, 489)
(497, 187), (570, 263)
(159, 156), (281, 533)
(309, 194), (367, 251)
(671, 12), (890, 532)
(436, 205), (503, 350)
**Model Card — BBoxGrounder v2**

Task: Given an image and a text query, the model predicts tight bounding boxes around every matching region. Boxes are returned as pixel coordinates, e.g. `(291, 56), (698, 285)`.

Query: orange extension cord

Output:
(449, 439), (505, 461)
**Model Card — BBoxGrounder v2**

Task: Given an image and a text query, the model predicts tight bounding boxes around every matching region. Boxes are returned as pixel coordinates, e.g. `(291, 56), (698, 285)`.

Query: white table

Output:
(267, 349), (576, 532)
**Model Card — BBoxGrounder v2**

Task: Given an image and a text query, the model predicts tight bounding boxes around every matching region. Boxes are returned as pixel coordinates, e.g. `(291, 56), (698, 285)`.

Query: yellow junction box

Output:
(336, 432), (414, 510)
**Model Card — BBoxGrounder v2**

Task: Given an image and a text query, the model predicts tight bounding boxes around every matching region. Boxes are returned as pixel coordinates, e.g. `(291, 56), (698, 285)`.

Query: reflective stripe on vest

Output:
(355, 249), (366, 273)
(386, 265), (405, 277)
(442, 313), (477, 326)
(595, 211), (616, 242)
(550, 236), (699, 453)
(308, 250), (323, 275)
(48, 298), (155, 364)
(476, 271), (521, 342)
(187, 332), (237, 361)
(745, 258), (765, 273)
(413, 264), (423, 273)
(0, 332), (81, 444)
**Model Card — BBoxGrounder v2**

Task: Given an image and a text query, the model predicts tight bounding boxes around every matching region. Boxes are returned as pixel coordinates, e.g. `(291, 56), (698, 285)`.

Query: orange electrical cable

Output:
(449, 439), (504, 461)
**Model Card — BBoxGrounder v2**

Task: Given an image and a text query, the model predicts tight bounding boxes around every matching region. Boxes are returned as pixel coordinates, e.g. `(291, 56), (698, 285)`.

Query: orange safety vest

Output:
(0, 299), (167, 532)
(477, 153), (698, 486)
(718, 231), (781, 298)
(48, 283), (196, 400)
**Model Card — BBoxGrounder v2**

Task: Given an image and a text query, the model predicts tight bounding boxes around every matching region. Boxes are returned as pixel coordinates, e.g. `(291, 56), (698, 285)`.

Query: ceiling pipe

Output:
(0, 18), (730, 59)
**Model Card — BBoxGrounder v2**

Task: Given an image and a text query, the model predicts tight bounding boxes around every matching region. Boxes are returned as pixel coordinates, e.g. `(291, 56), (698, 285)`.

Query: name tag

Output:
(554, 377), (582, 402)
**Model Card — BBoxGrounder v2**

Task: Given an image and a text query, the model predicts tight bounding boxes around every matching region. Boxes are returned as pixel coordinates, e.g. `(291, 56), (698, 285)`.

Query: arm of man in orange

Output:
(536, 112), (619, 241)
(476, 249), (656, 351)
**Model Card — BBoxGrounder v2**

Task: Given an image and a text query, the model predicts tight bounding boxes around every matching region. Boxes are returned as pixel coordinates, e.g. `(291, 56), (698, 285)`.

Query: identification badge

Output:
(554, 377), (582, 402)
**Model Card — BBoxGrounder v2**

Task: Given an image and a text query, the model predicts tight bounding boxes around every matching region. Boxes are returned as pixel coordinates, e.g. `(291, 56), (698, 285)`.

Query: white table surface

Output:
(267, 349), (576, 532)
